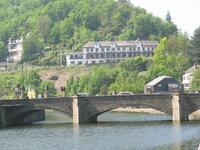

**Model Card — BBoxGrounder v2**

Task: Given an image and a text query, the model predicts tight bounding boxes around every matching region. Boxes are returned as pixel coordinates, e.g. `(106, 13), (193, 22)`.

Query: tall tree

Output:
(37, 16), (52, 44)
(188, 26), (200, 64)
(0, 42), (8, 62)
(22, 33), (44, 62)
(166, 10), (172, 22)
(149, 34), (189, 81)
(191, 68), (200, 90)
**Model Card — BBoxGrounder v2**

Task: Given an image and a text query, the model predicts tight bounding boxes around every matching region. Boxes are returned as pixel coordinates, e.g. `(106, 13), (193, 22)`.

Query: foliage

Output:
(0, 0), (178, 63)
(191, 68), (200, 90)
(108, 57), (147, 94)
(188, 26), (200, 64)
(148, 34), (190, 82)
(39, 81), (56, 97)
(118, 56), (147, 72)
(65, 65), (118, 96)
(65, 57), (148, 96)
(22, 33), (44, 62)
(0, 69), (57, 98)
(26, 70), (42, 92)
(0, 42), (8, 62)
(0, 74), (16, 98)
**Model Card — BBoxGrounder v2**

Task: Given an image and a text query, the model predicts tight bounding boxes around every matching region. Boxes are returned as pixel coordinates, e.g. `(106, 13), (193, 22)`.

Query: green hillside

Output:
(0, 0), (177, 63)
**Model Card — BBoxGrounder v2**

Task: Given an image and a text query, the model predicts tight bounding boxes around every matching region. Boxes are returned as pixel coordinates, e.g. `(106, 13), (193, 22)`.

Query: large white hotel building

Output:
(66, 40), (158, 66)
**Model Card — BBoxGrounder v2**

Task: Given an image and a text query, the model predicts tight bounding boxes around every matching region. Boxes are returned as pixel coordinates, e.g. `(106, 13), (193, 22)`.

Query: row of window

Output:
(85, 46), (155, 52)
(86, 52), (152, 59)
(70, 59), (123, 65)
(69, 51), (153, 59)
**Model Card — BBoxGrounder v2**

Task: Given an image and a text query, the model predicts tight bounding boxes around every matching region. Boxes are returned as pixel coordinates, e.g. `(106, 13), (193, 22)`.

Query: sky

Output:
(130, 0), (200, 37)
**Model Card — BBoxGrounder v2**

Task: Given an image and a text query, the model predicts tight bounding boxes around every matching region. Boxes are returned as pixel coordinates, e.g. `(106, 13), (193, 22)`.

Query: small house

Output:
(182, 64), (199, 90)
(144, 75), (180, 94)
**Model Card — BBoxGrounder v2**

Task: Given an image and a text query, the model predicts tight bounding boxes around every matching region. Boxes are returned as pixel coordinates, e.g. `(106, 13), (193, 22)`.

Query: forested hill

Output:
(0, 0), (177, 56)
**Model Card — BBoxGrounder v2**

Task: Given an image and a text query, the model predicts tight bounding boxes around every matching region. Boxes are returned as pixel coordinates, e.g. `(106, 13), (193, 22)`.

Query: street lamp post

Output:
(86, 65), (91, 94)
(178, 64), (182, 93)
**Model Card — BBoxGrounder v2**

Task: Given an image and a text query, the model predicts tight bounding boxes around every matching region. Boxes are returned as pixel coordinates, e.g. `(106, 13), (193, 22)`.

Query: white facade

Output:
(66, 40), (158, 66)
(182, 65), (199, 90)
(7, 37), (23, 62)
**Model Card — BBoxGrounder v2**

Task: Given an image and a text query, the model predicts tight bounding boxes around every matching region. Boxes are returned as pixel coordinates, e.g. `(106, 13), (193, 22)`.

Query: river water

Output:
(0, 111), (200, 150)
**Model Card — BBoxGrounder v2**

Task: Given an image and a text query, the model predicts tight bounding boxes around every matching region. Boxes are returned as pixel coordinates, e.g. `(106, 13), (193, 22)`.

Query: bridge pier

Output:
(0, 107), (7, 127)
(73, 96), (97, 124)
(172, 94), (188, 121)
(0, 105), (45, 128)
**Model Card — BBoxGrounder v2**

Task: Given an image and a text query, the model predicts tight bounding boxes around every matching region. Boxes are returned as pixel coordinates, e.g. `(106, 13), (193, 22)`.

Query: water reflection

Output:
(1, 111), (200, 150)
(172, 122), (181, 150)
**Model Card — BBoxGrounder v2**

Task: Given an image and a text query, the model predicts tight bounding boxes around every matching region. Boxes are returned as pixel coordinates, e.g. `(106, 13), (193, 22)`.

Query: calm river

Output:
(0, 111), (200, 150)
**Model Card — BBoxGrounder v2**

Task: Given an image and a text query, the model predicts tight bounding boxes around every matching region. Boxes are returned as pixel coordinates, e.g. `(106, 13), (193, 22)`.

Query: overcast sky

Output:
(130, 0), (200, 37)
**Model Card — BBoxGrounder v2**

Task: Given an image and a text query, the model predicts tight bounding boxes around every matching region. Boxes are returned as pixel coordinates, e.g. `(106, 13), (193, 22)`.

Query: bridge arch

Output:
(33, 105), (73, 118)
(73, 95), (173, 123)
(84, 104), (172, 123)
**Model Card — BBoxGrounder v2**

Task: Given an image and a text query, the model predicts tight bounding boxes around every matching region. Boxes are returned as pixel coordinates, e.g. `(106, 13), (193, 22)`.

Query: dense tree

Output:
(0, 42), (8, 62)
(37, 16), (52, 44)
(26, 70), (42, 92)
(39, 81), (56, 96)
(22, 33), (44, 62)
(118, 56), (146, 72)
(191, 68), (200, 90)
(188, 26), (200, 64)
(0, 0), (179, 62)
(65, 75), (74, 96)
(148, 34), (189, 82)
(0, 74), (16, 98)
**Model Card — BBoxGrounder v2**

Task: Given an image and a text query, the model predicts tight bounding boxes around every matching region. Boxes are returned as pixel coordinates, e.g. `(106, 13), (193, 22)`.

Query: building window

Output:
(123, 47), (125, 51)
(112, 48), (115, 51)
(99, 60), (104, 63)
(95, 48), (98, 52)
(78, 61), (82, 64)
(107, 48), (109, 51)
(117, 47), (120, 51)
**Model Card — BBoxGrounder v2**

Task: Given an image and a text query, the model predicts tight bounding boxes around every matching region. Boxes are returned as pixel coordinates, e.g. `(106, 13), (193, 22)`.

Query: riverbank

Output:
(112, 107), (165, 114)
(113, 107), (200, 120)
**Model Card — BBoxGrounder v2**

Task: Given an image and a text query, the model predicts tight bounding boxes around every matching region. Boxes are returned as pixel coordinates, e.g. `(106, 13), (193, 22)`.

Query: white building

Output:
(7, 37), (23, 62)
(182, 64), (200, 90)
(66, 40), (158, 66)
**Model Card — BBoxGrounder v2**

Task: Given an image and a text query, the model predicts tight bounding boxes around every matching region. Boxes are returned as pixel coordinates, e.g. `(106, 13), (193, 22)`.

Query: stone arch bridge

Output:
(0, 93), (200, 127)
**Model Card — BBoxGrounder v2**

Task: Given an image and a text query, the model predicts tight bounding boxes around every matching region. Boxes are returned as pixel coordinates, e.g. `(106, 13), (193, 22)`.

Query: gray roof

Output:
(83, 40), (158, 48)
(66, 52), (83, 55)
(184, 64), (200, 73)
(145, 75), (172, 86)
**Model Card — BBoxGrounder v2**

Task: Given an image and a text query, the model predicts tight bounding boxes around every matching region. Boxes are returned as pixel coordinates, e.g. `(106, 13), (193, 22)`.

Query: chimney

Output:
(195, 63), (198, 69)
